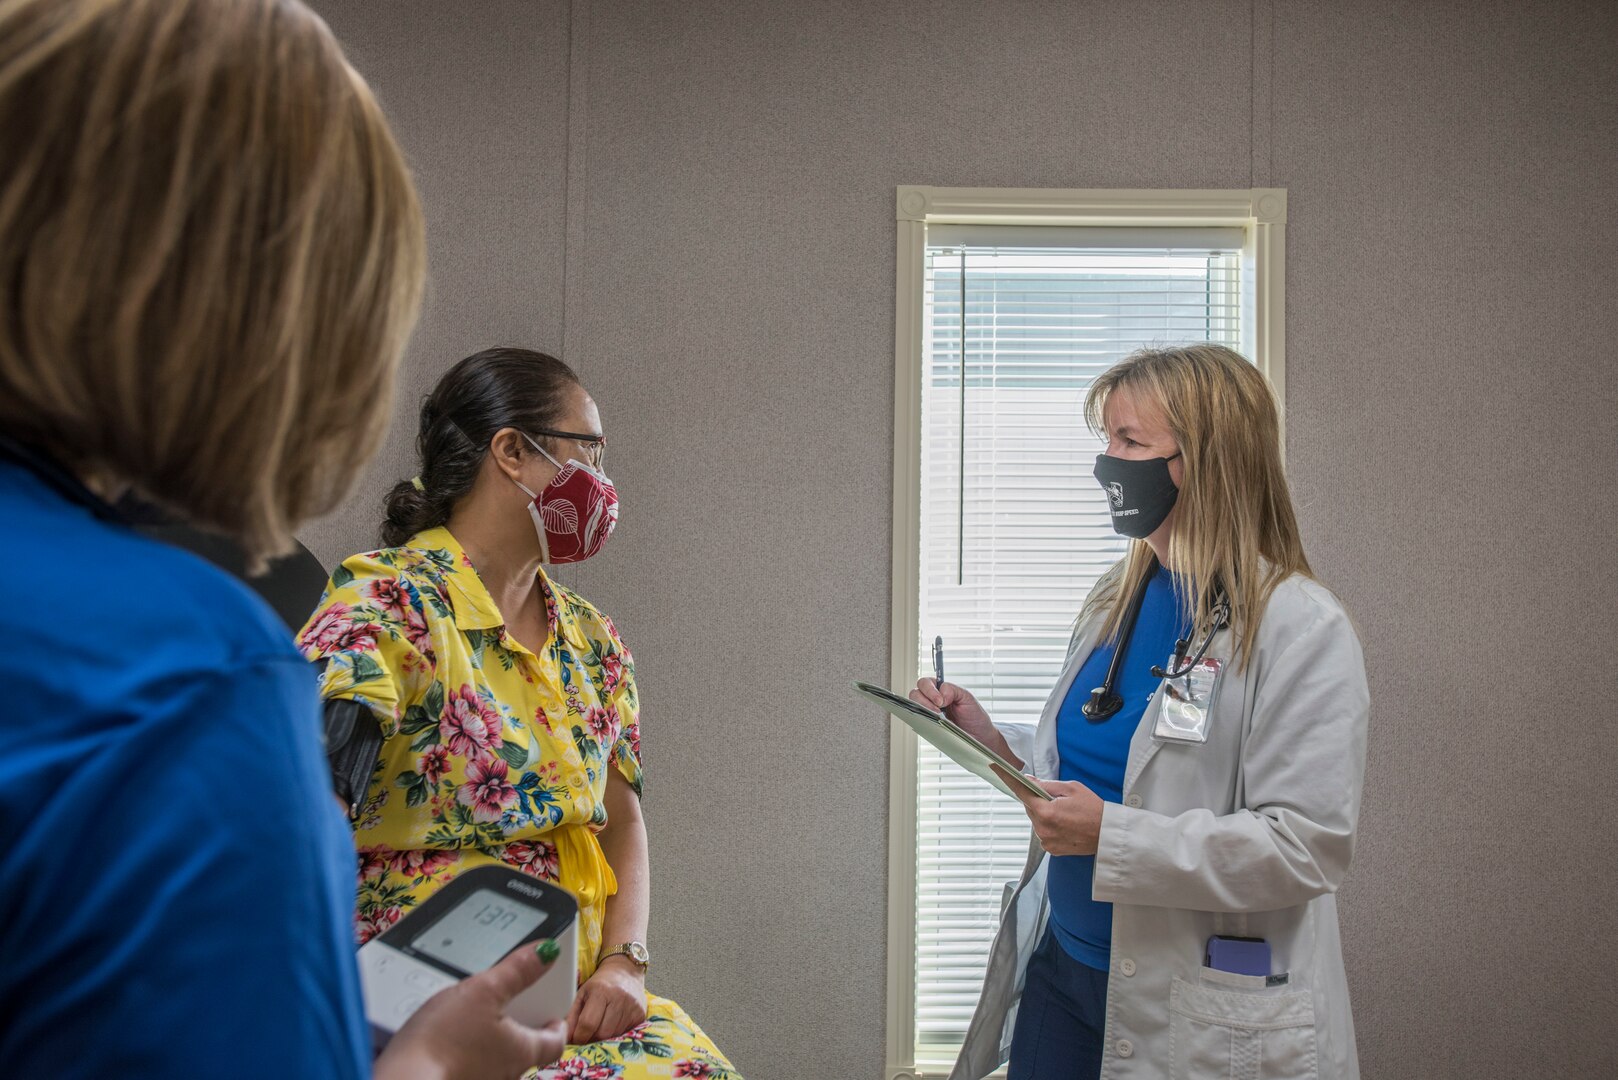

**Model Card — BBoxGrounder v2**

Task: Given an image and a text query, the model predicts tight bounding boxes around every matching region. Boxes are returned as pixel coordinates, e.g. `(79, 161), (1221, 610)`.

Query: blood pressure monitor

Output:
(357, 865), (578, 1050)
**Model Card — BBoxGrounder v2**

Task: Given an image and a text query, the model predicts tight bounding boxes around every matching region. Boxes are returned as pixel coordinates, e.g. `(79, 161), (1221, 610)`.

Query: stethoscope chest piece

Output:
(1081, 562), (1156, 724)
(1079, 556), (1229, 724)
(1082, 686), (1123, 722)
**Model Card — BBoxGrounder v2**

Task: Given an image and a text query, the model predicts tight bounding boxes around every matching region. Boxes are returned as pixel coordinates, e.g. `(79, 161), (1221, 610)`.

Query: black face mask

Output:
(1093, 452), (1181, 539)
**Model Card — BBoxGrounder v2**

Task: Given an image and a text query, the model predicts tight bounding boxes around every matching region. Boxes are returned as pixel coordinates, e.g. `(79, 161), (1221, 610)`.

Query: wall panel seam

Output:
(1250, 0), (1274, 189)
(562, 0), (590, 367)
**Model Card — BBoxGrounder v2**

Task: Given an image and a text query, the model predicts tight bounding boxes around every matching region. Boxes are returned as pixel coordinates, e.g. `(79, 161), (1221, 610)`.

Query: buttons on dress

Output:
(568, 773), (586, 789)
(1125, 793), (1143, 808)
(1119, 958), (1136, 977)
(1116, 1039), (1134, 1058)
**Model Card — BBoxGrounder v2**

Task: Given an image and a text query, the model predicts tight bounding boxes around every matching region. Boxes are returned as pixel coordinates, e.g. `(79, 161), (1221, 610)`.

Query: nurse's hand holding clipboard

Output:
(991, 766), (1105, 857)
(911, 680), (1106, 856)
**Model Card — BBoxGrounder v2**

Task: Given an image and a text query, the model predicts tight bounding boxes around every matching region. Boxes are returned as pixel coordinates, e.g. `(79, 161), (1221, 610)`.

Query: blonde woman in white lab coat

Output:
(913, 344), (1369, 1080)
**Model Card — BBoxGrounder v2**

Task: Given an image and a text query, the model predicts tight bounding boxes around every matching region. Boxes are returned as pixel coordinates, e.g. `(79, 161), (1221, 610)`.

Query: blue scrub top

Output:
(1047, 563), (1190, 970)
(0, 453), (369, 1078)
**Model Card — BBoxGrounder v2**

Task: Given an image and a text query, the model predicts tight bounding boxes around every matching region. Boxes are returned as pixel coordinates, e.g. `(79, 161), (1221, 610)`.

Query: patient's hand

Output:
(567, 956), (649, 1044)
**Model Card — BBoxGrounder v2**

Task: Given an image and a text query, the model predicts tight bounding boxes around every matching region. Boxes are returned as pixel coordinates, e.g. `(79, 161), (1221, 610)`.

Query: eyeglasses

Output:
(530, 427), (606, 469)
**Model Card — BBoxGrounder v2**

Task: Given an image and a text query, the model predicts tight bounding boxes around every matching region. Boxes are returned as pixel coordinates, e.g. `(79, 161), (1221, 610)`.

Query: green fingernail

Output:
(536, 938), (560, 963)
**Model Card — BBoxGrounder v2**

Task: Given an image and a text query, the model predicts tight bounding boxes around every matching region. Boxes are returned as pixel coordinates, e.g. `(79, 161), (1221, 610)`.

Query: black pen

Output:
(932, 635), (945, 690)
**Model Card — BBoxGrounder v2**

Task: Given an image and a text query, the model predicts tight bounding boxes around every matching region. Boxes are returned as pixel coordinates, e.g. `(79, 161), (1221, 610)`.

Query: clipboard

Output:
(852, 681), (1053, 802)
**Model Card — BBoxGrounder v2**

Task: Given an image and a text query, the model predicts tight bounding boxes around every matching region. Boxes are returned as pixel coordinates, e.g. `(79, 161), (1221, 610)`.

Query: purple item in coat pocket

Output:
(1205, 935), (1271, 976)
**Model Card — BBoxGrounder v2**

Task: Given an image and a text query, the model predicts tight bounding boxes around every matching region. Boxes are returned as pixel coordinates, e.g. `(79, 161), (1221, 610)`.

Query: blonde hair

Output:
(0, 0), (426, 567)
(1080, 343), (1313, 669)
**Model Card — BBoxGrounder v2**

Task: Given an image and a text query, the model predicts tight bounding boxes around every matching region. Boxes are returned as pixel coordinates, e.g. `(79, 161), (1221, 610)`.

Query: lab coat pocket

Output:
(1170, 973), (1317, 1080)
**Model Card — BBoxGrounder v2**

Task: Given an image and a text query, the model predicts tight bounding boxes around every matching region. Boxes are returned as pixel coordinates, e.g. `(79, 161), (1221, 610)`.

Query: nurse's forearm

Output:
(1092, 606), (1369, 912)
(989, 723), (1028, 772)
(1091, 801), (1354, 912)
(596, 771), (650, 959)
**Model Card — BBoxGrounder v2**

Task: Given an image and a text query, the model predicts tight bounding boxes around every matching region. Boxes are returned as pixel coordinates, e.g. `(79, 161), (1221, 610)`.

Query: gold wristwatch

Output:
(599, 941), (650, 972)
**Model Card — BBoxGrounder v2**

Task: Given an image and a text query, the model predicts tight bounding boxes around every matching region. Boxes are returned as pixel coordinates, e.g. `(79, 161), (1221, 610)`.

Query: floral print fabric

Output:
(300, 527), (736, 1078)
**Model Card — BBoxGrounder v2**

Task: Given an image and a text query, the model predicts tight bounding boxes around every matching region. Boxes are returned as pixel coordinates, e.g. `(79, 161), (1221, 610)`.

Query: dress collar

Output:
(407, 526), (560, 645)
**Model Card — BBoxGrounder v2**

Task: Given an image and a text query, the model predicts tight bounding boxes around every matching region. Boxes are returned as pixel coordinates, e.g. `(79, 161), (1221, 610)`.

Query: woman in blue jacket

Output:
(0, 1), (566, 1076)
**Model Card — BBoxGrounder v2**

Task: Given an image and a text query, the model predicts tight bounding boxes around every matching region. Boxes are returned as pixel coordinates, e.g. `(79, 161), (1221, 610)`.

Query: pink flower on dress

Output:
(599, 650), (625, 694)
(621, 722), (641, 759)
(673, 1062), (717, 1078)
(300, 603), (381, 654)
(402, 602), (436, 664)
(363, 577), (409, 615)
(440, 685), (504, 758)
(357, 846), (392, 882)
(333, 622), (382, 654)
(502, 840), (561, 882)
(615, 1024), (653, 1047)
(418, 745), (451, 784)
(456, 757), (517, 822)
(552, 1061), (616, 1079)
(584, 704), (617, 744)
(356, 905), (402, 945)
(391, 848), (457, 879)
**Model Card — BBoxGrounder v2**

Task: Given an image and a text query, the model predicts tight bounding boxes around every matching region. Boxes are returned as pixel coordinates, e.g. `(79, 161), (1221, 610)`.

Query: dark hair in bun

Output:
(380, 347), (580, 547)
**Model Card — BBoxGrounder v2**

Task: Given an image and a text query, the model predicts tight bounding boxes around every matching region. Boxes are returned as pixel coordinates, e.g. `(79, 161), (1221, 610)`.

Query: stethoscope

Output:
(1081, 556), (1231, 722)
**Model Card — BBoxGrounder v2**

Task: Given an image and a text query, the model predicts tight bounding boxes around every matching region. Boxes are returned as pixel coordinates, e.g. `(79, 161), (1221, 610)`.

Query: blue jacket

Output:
(0, 446), (368, 1078)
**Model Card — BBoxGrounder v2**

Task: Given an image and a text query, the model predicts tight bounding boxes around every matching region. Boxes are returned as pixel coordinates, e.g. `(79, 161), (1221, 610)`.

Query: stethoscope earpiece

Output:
(1150, 637), (1191, 679)
(1157, 599), (1230, 680)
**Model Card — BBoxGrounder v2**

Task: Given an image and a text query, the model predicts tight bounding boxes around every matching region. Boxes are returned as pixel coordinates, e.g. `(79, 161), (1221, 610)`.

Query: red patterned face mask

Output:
(516, 436), (619, 563)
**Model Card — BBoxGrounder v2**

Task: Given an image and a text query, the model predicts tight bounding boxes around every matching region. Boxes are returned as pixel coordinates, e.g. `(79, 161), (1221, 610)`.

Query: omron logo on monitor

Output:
(506, 878), (547, 901)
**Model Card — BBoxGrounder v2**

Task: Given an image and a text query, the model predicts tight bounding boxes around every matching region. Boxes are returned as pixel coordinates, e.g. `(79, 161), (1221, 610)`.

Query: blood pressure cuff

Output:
(322, 693), (383, 820)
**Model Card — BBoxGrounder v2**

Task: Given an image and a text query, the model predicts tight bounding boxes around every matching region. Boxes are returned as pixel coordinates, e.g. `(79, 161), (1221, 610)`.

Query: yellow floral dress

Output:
(299, 526), (736, 1079)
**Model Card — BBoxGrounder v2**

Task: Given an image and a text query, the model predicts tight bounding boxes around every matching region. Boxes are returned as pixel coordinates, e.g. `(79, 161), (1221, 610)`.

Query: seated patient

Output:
(301, 347), (736, 1079)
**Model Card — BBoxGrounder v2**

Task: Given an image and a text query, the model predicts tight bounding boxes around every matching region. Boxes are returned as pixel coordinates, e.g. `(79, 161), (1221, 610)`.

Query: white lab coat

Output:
(950, 569), (1369, 1080)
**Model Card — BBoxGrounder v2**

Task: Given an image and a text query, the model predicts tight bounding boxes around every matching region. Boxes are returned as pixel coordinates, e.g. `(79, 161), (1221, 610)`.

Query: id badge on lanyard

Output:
(1153, 655), (1226, 744)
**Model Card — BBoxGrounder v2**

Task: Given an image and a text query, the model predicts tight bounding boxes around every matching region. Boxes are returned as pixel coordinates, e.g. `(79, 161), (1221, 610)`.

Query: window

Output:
(885, 188), (1285, 1079)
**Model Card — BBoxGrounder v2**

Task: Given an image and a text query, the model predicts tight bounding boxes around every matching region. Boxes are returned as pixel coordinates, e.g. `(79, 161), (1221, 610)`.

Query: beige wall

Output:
(301, 0), (572, 562)
(308, 2), (1618, 1076)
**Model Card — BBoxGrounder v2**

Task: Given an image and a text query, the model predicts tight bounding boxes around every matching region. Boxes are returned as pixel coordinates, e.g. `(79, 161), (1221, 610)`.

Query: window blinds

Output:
(913, 226), (1244, 1065)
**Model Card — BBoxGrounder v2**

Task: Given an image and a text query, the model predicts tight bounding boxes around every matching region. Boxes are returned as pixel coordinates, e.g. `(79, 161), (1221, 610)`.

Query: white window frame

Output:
(885, 186), (1287, 1080)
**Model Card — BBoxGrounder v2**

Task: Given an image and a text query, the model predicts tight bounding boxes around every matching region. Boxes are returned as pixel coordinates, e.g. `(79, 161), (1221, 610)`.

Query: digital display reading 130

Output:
(411, 888), (547, 972)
